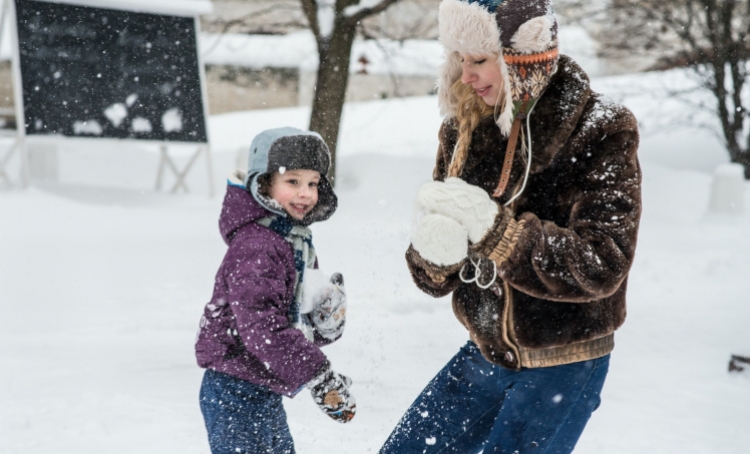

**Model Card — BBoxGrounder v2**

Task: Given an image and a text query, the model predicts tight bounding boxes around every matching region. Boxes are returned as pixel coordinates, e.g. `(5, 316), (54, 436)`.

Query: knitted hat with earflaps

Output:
(437, 0), (559, 198)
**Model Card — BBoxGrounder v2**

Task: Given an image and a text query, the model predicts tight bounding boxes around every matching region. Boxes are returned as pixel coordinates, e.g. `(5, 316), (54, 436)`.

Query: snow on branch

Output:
(344, 0), (400, 22)
(317, 0), (336, 38)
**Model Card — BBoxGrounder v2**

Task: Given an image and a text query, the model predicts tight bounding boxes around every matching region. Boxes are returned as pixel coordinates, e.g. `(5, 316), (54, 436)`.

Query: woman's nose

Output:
(460, 66), (475, 85)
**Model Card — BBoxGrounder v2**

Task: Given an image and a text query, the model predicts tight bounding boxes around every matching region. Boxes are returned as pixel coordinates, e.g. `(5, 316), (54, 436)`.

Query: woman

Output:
(380, 0), (641, 453)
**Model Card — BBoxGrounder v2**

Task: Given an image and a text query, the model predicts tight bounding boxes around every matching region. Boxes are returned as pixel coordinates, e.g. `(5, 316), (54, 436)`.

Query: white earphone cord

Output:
(504, 100), (537, 207)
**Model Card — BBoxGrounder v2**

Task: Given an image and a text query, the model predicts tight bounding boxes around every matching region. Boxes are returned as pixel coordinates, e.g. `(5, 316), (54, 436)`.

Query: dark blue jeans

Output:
(380, 341), (610, 454)
(199, 369), (295, 454)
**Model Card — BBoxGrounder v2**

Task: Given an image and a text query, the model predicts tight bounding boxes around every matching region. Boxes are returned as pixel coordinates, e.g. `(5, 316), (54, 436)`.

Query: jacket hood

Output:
(438, 0), (559, 137)
(219, 177), (270, 245)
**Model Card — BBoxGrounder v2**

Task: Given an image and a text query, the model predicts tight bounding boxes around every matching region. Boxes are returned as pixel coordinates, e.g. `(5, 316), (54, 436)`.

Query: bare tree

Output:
(204, 1), (407, 182)
(300, 0), (401, 181)
(566, 0), (750, 178)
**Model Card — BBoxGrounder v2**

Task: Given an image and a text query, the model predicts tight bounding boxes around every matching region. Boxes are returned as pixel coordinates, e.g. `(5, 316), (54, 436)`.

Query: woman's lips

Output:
(475, 86), (490, 97)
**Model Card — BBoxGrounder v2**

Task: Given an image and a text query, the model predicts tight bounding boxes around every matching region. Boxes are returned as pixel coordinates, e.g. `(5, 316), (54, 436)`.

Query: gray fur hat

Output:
(245, 127), (337, 224)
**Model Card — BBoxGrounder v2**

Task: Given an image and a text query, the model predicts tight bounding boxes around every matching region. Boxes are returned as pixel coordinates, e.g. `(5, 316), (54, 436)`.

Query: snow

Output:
(104, 103), (128, 128)
(344, 0), (386, 17)
(2, 68), (750, 453)
(161, 108), (183, 133)
(130, 117), (152, 133)
(317, 0), (336, 39)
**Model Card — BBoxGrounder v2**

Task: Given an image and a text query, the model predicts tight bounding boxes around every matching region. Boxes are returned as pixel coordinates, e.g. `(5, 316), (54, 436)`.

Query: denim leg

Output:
(483, 354), (610, 454)
(380, 341), (506, 454)
(199, 370), (295, 454)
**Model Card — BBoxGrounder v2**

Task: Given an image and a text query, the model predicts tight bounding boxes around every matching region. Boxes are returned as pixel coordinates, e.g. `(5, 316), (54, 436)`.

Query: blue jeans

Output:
(380, 341), (610, 454)
(199, 369), (295, 454)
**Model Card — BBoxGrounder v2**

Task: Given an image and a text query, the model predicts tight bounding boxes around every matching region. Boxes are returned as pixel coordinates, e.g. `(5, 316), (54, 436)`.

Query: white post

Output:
(8, 0), (28, 188)
(194, 15), (214, 197)
(708, 163), (745, 214)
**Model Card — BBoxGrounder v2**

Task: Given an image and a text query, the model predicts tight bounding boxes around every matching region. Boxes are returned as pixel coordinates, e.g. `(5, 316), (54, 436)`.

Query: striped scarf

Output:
(256, 215), (316, 340)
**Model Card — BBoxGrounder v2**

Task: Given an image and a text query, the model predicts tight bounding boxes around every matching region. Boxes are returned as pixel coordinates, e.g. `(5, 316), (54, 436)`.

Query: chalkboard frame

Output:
(9, 0), (213, 146)
(5, 0), (215, 194)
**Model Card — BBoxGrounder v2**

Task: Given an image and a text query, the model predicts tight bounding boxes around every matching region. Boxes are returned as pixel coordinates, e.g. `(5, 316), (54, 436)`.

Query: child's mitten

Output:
(310, 273), (347, 341)
(416, 177), (500, 244)
(307, 361), (356, 423)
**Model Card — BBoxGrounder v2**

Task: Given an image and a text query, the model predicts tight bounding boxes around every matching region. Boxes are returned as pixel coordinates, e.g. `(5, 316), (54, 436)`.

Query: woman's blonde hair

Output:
(447, 66), (505, 178)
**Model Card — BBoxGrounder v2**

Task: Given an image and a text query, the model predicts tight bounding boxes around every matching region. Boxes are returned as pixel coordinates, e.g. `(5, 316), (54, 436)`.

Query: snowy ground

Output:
(2, 69), (750, 453)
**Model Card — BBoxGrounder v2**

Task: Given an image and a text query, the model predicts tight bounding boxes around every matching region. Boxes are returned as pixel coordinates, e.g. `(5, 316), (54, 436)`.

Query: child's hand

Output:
(302, 270), (347, 341)
(307, 361), (356, 423)
(310, 272), (346, 340)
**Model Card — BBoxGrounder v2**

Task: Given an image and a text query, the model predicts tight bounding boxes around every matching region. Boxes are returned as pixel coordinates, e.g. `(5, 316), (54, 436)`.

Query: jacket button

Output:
(504, 351), (515, 363)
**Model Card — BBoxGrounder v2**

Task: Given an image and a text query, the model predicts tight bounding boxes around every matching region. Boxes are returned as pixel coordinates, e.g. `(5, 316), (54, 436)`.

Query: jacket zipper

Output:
(500, 281), (521, 368)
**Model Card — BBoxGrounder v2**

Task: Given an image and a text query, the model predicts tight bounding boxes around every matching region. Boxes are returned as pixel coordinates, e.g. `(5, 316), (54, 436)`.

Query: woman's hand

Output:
(416, 177), (500, 244)
(411, 213), (468, 267)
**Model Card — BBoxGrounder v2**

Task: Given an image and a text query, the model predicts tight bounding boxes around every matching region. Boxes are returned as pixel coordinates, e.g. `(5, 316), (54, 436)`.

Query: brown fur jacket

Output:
(407, 55), (642, 369)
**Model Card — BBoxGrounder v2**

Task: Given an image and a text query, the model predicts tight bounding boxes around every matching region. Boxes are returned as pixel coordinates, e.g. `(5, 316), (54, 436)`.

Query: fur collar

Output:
(524, 54), (591, 173)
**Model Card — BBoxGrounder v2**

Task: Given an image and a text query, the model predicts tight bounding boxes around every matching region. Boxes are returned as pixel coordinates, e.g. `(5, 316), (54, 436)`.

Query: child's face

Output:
(268, 169), (321, 220)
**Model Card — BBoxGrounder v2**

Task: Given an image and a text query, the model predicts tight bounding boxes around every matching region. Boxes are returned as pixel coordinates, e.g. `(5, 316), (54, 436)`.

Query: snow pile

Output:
(708, 163), (745, 214)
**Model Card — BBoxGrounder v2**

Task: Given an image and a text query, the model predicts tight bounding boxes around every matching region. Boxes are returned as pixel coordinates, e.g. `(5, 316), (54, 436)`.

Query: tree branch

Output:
(347, 0), (401, 24)
(300, 0), (322, 41)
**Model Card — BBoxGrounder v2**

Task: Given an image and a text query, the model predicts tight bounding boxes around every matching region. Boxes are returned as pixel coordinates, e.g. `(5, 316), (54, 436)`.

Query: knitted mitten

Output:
(307, 361), (356, 423)
(309, 273), (347, 341)
(416, 177), (500, 244)
(411, 213), (469, 266)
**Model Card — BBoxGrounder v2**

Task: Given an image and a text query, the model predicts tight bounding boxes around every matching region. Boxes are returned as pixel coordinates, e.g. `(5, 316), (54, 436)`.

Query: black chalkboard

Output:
(14, 0), (208, 143)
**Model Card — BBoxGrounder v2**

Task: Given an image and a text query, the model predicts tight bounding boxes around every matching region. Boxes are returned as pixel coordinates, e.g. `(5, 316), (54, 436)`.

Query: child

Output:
(195, 127), (355, 454)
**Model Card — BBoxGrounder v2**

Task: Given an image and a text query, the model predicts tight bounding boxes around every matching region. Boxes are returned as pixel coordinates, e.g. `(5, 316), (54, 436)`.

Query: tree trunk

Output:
(309, 19), (357, 184)
(703, 0), (750, 178)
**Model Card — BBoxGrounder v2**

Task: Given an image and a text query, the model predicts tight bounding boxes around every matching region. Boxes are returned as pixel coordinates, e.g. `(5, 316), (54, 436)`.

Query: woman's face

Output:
(459, 53), (504, 106)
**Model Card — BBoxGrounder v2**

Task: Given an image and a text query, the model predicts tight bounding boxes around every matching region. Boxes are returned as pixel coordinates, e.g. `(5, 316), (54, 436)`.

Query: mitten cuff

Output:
(407, 244), (464, 283)
(471, 212), (526, 268)
(306, 360), (331, 389)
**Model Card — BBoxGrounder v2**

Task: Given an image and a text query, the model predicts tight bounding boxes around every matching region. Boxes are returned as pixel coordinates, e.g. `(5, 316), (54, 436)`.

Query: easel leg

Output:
(155, 144), (167, 191)
(0, 141), (19, 188)
(169, 150), (197, 194)
(20, 139), (29, 188)
(154, 144), (212, 196)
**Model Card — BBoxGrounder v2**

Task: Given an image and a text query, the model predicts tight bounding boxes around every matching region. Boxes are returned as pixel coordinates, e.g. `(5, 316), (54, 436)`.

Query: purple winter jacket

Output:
(195, 184), (328, 396)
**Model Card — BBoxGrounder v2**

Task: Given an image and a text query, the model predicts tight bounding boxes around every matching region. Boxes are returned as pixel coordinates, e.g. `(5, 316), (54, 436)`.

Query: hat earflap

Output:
(495, 55), (514, 137)
(437, 51), (463, 119)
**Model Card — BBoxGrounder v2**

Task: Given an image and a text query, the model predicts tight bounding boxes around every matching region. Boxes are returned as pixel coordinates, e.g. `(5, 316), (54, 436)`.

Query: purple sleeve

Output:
(225, 239), (327, 392)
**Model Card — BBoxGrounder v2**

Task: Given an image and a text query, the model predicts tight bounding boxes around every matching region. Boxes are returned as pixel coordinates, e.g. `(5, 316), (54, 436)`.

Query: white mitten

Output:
(300, 268), (332, 314)
(416, 177), (499, 244)
(411, 213), (468, 266)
